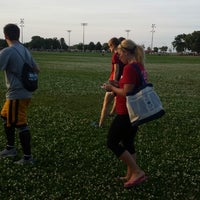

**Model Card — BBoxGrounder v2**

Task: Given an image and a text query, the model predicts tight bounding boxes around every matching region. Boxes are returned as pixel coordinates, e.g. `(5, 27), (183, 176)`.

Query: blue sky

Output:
(0, 0), (199, 49)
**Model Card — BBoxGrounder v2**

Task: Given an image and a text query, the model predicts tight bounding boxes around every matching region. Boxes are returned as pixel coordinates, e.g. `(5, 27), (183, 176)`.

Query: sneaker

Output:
(0, 148), (17, 158)
(14, 157), (35, 165)
(90, 121), (102, 128)
(90, 121), (99, 127)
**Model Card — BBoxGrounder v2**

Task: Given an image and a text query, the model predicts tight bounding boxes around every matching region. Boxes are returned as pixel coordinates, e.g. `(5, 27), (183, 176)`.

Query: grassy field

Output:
(0, 52), (199, 200)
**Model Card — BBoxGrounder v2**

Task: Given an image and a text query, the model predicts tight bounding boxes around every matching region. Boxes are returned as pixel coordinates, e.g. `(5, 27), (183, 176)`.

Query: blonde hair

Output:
(118, 39), (145, 65)
(135, 45), (145, 66)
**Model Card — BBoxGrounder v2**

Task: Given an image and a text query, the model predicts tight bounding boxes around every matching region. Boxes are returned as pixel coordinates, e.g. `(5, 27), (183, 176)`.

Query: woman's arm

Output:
(113, 63), (120, 81)
(103, 83), (135, 97)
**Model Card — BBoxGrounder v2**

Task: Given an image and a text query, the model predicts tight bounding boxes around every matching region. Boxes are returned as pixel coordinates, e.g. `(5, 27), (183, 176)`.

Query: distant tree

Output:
(44, 38), (53, 49)
(190, 31), (200, 53)
(102, 43), (109, 51)
(95, 42), (102, 51)
(159, 46), (168, 52)
(76, 43), (83, 51)
(172, 34), (187, 52)
(51, 37), (61, 49)
(88, 42), (95, 51)
(172, 31), (200, 53)
(153, 47), (159, 53)
(29, 36), (45, 49)
(60, 38), (68, 50)
(147, 47), (151, 53)
(185, 33), (193, 51)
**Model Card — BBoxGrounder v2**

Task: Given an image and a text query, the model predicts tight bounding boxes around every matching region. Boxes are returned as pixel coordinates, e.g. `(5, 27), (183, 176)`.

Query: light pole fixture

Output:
(81, 23), (88, 52)
(150, 24), (156, 51)
(19, 18), (24, 43)
(125, 30), (131, 39)
(67, 30), (71, 49)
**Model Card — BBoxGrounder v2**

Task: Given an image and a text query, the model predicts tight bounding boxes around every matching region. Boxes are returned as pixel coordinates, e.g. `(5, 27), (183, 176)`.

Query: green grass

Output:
(145, 54), (200, 64)
(0, 52), (199, 200)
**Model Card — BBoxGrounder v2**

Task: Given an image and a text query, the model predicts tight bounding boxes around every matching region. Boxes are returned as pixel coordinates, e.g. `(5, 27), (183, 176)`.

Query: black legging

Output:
(107, 114), (138, 157)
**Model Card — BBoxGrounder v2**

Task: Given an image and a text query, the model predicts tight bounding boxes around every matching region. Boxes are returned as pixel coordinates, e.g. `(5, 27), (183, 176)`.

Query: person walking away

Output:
(0, 23), (40, 164)
(98, 37), (124, 127)
(102, 39), (148, 188)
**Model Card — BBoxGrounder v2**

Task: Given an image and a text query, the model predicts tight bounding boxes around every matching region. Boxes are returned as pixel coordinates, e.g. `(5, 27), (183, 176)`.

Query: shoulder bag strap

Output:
(126, 64), (146, 95)
(12, 46), (26, 63)
(132, 63), (146, 87)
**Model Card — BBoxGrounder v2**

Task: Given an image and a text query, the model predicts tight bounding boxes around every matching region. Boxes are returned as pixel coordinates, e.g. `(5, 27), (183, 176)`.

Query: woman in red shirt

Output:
(98, 37), (124, 127)
(103, 39), (148, 188)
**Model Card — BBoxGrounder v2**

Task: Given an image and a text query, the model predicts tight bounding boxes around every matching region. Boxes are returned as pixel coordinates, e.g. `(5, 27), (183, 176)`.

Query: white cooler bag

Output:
(126, 83), (165, 126)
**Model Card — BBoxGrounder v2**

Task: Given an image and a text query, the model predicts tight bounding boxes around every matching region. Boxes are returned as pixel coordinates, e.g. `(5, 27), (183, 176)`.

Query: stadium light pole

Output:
(125, 30), (131, 39)
(150, 24), (156, 51)
(67, 30), (71, 49)
(19, 18), (24, 43)
(81, 23), (88, 52)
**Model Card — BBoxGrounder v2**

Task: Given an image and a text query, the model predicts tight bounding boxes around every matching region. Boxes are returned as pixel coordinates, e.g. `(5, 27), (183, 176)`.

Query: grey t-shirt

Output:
(0, 42), (37, 100)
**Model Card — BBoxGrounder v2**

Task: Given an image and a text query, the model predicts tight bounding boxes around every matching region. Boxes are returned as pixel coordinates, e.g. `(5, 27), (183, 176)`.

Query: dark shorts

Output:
(107, 114), (138, 157)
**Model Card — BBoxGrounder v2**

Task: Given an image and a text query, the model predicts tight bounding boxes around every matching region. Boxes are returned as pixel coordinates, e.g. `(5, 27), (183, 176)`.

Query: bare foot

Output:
(124, 174), (148, 188)
(125, 171), (145, 184)
(124, 171), (146, 187)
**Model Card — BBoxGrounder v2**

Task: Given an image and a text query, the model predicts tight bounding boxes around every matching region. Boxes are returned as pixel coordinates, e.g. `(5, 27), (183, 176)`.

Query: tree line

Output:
(172, 31), (200, 53)
(0, 35), (108, 52)
(0, 31), (200, 53)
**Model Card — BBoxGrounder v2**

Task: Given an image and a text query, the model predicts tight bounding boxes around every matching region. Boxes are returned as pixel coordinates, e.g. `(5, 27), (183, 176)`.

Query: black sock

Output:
(4, 126), (15, 147)
(19, 130), (31, 156)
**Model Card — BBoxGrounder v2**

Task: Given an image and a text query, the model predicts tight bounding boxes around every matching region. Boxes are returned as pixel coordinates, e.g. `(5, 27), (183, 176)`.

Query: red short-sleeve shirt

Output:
(116, 62), (148, 115)
(109, 52), (124, 81)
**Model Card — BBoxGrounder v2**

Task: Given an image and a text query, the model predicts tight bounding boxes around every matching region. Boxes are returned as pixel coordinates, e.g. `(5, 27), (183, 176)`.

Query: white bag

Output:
(126, 64), (165, 126)
(126, 84), (165, 126)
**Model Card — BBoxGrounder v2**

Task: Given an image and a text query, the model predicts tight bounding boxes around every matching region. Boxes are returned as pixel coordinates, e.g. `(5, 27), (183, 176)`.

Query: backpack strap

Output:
(11, 46), (27, 82)
(12, 46), (26, 63)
